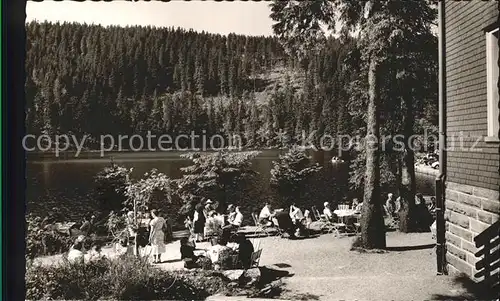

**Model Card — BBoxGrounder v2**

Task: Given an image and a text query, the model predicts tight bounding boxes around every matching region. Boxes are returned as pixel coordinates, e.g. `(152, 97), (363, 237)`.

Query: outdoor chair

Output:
(353, 216), (361, 234)
(249, 249), (263, 269)
(251, 238), (261, 251)
(331, 215), (347, 238)
(252, 213), (271, 237)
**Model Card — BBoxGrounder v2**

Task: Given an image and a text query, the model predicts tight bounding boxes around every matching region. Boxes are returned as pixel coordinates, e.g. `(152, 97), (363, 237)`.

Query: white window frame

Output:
(485, 27), (499, 142)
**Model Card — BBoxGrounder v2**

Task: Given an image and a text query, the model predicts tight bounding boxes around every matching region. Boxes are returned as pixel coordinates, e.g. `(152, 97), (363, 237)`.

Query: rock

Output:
(222, 269), (245, 282)
(243, 268), (261, 286)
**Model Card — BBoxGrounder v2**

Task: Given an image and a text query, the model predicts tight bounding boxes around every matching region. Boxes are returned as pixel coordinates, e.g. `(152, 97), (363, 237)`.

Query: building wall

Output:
(444, 1), (499, 280)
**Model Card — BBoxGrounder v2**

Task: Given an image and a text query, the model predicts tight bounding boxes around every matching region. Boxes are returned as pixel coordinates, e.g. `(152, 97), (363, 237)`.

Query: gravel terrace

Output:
(35, 229), (480, 300)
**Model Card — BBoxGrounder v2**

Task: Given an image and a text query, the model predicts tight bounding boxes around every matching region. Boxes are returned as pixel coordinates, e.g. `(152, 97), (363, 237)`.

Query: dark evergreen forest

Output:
(26, 21), (358, 149)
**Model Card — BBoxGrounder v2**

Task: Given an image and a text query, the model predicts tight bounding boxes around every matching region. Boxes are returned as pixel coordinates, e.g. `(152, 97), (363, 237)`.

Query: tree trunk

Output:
(398, 91), (417, 233)
(360, 58), (386, 249)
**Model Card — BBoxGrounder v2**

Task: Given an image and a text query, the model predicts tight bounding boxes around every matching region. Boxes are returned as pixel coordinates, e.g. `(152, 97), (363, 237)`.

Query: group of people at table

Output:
(180, 230), (255, 270)
(189, 200), (244, 242)
(64, 192), (435, 267)
(187, 198), (365, 241)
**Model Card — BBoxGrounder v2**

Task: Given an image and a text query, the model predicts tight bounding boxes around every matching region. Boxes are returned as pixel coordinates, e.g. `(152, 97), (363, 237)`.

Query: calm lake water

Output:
(26, 149), (435, 221)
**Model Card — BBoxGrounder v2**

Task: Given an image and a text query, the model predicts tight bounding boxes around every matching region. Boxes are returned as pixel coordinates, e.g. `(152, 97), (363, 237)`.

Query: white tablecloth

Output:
(334, 209), (357, 217)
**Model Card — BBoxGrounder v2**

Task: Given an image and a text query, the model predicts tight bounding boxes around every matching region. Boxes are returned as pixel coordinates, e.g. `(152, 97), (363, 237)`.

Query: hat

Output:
(388, 193), (393, 198)
(206, 199), (213, 204)
(324, 202), (329, 207)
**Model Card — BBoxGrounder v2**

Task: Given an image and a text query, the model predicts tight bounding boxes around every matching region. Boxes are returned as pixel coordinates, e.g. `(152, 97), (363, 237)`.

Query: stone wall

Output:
(445, 182), (499, 279)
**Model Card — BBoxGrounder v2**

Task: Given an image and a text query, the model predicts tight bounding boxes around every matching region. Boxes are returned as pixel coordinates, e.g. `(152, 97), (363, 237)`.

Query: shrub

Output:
(26, 214), (73, 260)
(270, 147), (322, 208)
(25, 255), (236, 300)
(176, 151), (261, 224)
(94, 164), (131, 212)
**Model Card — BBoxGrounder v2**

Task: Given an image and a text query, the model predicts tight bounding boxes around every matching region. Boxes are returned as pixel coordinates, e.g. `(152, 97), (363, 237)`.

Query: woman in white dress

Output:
(149, 209), (166, 264)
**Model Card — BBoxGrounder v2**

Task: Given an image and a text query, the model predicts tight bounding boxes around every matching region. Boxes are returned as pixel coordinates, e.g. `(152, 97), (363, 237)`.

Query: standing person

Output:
(385, 193), (396, 217)
(193, 203), (206, 242)
(204, 199), (214, 218)
(126, 211), (138, 254)
(148, 209), (166, 264)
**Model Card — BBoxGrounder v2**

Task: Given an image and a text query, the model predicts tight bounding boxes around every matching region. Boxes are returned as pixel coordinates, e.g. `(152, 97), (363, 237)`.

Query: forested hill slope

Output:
(25, 21), (354, 149)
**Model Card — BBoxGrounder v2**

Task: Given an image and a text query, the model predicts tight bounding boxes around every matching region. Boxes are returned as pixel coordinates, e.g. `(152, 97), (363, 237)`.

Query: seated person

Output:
(180, 237), (199, 269)
(289, 205), (307, 237)
(415, 193), (425, 205)
(274, 210), (296, 238)
(351, 198), (360, 210)
(416, 198), (433, 232)
(67, 240), (85, 264)
(394, 197), (401, 215)
(289, 204), (304, 224)
(69, 215), (92, 236)
(223, 206), (243, 230)
(226, 204), (236, 225)
(258, 202), (274, 226)
(323, 202), (334, 220)
(428, 197), (436, 212)
(236, 233), (254, 269)
(353, 199), (363, 213)
(304, 209), (312, 228)
(207, 237), (231, 270)
(85, 242), (104, 262)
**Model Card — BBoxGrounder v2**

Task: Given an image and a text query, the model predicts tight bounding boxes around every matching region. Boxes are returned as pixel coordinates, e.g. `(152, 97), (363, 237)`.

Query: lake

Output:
(26, 149), (435, 221)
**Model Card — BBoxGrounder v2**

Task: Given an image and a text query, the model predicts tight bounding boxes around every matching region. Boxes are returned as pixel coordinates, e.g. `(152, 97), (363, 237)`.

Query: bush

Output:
(270, 147), (322, 208)
(94, 164), (131, 213)
(26, 214), (74, 260)
(25, 255), (237, 300)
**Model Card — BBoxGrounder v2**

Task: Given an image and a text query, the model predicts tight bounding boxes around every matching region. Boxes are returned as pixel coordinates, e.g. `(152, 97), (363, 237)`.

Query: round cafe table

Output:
(333, 209), (357, 224)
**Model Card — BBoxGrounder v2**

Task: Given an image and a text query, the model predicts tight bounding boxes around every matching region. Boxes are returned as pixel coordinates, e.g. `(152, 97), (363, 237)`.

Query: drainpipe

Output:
(435, 0), (447, 276)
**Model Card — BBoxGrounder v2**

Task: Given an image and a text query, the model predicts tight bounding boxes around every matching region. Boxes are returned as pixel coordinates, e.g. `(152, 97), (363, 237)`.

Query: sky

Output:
(26, 1), (276, 37)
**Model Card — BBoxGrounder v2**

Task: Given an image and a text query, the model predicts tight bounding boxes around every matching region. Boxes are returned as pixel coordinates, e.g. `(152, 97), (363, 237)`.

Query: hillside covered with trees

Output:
(26, 21), (357, 149)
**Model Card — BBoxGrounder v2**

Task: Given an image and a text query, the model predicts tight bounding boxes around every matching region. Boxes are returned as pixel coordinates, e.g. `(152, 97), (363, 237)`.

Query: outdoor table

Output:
(194, 249), (207, 257)
(334, 209), (359, 234)
(333, 209), (357, 224)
